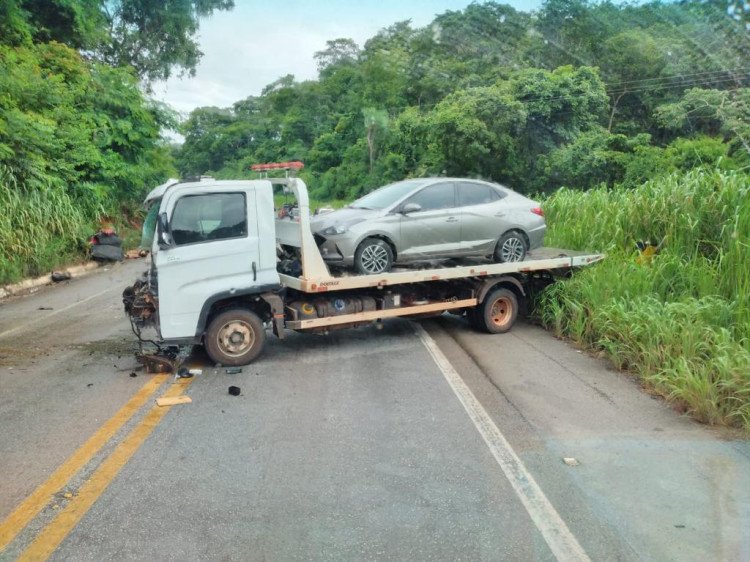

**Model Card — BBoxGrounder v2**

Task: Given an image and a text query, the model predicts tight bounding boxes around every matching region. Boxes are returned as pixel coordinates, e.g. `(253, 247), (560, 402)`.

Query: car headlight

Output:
(321, 225), (347, 236)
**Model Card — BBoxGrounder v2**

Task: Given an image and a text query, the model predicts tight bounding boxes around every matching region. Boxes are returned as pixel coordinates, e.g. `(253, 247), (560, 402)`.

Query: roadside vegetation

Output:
(539, 170), (750, 430)
(0, 0), (233, 284)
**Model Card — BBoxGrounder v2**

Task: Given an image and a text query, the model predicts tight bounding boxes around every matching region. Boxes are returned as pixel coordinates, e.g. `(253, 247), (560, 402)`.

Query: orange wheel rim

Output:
(490, 297), (512, 328)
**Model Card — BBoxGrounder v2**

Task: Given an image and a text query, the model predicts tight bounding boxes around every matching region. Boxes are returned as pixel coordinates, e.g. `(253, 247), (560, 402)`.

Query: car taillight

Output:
(531, 207), (544, 217)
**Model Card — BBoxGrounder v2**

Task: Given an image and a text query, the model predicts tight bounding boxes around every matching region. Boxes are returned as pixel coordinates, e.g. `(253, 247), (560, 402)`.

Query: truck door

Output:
(154, 190), (261, 339)
(398, 181), (462, 259)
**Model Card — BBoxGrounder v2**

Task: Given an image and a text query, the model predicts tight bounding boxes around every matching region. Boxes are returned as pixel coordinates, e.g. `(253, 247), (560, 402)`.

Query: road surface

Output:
(0, 260), (748, 561)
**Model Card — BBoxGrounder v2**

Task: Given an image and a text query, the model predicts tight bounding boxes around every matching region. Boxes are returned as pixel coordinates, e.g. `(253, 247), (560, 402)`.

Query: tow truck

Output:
(124, 162), (604, 366)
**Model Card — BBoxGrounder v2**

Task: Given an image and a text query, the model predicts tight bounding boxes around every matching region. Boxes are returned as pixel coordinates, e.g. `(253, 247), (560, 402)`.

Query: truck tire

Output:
(205, 308), (266, 366)
(473, 288), (519, 334)
(494, 231), (527, 263)
(354, 238), (394, 274)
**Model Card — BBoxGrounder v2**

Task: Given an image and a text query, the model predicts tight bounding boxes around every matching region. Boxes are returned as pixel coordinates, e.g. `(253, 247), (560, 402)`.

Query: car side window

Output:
(171, 193), (247, 245)
(405, 182), (456, 211)
(458, 182), (502, 206)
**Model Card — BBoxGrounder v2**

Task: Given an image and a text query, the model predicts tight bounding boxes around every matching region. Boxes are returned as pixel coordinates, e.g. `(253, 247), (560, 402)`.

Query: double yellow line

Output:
(0, 374), (192, 560)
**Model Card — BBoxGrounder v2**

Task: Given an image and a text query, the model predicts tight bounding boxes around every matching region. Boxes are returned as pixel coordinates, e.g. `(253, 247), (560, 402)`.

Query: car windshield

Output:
(349, 180), (428, 210)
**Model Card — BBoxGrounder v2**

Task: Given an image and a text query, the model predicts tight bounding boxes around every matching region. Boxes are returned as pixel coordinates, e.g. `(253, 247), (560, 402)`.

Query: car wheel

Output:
(495, 231), (527, 263)
(473, 288), (519, 334)
(354, 238), (394, 274)
(205, 308), (266, 366)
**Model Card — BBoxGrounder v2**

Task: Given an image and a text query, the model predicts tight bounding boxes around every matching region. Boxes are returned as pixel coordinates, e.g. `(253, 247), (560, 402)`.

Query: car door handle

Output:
(446, 217), (459, 223)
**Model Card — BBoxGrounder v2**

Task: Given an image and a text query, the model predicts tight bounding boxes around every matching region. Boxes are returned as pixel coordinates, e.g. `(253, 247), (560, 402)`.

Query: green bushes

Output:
(0, 42), (174, 284)
(539, 169), (750, 429)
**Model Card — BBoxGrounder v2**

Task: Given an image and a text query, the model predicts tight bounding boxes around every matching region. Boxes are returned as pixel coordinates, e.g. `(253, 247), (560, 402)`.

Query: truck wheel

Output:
(474, 288), (519, 334)
(205, 308), (266, 366)
(495, 231), (527, 263)
(354, 238), (394, 274)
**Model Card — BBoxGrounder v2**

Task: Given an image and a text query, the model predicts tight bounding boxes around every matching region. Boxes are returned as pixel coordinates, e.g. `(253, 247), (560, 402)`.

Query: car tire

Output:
(205, 308), (266, 366)
(354, 238), (394, 274)
(495, 231), (528, 263)
(473, 288), (519, 334)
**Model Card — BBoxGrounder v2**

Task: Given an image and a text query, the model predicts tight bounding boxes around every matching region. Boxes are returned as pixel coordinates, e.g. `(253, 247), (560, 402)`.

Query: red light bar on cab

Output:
(250, 161), (304, 172)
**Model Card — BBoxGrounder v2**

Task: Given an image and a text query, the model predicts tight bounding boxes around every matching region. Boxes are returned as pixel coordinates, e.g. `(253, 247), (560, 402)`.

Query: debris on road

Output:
(188, 368), (203, 376)
(228, 386), (241, 396)
(156, 395), (192, 406)
(136, 353), (174, 374)
(563, 457), (580, 466)
(37, 306), (53, 310)
(51, 271), (72, 282)
(89, 222), (123, 262)
(129, 372), (138, 377)
(226, 367), (242, 374)
(176, 367), (194, 379)
(86, 383), (93, 387)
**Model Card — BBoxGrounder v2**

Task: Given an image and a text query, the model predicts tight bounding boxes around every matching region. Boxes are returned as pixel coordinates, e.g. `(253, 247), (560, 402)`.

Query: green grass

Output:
(0, 166), (142, 285)
(537, 169), (750, 430)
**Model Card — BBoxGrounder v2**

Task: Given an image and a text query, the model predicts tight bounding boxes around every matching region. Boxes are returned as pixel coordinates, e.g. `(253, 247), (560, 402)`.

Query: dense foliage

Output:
(175, 0), (750, 200)
(539, 170), (750, 430)
(0, 1), (231, 282)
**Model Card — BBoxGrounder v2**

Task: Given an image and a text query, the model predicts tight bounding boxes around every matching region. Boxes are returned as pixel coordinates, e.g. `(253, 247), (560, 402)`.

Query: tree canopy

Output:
(174, 0), (750, 200)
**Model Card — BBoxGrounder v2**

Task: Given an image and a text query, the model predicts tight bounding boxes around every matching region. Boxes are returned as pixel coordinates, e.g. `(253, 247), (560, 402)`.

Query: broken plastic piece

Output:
(563, 457), (580, 466)
(225, 367), (242, 374)
(228, 386), (241, 396)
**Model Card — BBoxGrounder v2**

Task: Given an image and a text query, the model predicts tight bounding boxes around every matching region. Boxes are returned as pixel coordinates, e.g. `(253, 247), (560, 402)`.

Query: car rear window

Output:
(458, 182), (502, 206)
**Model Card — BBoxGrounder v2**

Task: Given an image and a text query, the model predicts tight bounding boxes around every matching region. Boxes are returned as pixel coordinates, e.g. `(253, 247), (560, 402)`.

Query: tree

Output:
(0, 1), (235, 82)
(362, 108), (389, 172)
(100, 0), (234, 82)
(314, 38), (360, 73)
(656, 88), (750, 155)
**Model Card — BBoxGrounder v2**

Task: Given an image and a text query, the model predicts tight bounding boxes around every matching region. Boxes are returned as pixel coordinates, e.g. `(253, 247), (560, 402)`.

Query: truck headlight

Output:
(322, 225), (347, 236)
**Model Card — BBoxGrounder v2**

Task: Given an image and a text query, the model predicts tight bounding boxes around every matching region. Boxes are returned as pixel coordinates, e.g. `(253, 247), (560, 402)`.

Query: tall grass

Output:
(538, 169), (750, 429)
(0, 165), (119, 284)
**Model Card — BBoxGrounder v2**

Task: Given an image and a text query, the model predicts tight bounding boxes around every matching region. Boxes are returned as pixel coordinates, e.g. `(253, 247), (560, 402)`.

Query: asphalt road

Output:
(1, 260), (748, 561)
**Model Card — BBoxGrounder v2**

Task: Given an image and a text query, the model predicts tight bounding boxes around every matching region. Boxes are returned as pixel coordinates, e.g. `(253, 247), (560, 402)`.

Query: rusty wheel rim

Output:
(490, 297), (512, 328)
(217, 320), (255, 357)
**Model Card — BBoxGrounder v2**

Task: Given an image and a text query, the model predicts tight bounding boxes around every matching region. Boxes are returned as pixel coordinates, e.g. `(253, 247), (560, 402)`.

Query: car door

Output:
(397, 181), (462, 260)
(457, 181), (507, 254)
(154, 190), (260, 339)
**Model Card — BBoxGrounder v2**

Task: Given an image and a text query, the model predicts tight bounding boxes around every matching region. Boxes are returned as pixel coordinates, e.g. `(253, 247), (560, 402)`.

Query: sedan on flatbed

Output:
(310, 178), (546, 274)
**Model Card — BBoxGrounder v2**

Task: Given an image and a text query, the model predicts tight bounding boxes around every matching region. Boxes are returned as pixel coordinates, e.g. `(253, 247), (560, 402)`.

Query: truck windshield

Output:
(140, 200), (160, 249)
(350, 179), (429, 210)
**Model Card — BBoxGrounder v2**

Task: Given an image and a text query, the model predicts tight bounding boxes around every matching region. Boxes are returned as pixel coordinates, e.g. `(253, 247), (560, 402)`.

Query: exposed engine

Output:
(122, 273), (158, 329)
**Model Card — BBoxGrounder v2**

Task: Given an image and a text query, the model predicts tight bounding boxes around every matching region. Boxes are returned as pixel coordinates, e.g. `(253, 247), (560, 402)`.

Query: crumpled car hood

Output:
(310, 207), (381, 233)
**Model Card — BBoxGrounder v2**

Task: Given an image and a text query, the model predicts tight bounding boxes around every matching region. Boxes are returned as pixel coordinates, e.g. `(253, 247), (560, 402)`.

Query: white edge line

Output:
(415, 324), (591, 562)
(0, 287), (115, 339)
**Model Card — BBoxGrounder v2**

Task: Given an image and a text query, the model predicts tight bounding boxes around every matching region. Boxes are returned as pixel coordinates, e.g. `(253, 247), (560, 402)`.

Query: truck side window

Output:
(171, 193), (247, 245)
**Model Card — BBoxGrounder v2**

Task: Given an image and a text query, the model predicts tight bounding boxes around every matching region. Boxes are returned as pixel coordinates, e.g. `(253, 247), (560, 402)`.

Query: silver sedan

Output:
(310, 178), (546, 274)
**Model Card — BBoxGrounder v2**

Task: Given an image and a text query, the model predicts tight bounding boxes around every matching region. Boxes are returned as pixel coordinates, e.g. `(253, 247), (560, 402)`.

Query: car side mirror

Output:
(157, 212), (172, 249)
(401, 202), (422, 214)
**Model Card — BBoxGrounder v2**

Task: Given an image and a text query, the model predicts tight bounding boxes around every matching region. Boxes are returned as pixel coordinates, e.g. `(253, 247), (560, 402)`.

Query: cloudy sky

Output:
(152, 0), (542, 117)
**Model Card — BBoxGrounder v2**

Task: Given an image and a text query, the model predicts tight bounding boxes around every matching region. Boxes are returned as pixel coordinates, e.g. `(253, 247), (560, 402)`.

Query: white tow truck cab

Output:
(124, 164), (604, 366)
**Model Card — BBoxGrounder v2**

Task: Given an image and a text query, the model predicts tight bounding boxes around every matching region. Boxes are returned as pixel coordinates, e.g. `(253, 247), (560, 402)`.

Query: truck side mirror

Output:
(157, 212), (172, 249)
(401, 202), (422, 214)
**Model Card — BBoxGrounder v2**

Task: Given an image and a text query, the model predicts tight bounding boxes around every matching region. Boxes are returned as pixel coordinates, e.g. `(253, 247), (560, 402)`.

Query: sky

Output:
(152, 0), (543, 117)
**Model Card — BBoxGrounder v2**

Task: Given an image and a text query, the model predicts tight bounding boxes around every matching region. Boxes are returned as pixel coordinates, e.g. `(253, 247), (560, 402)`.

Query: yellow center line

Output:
(0, 374), (169, 552)
(17, 378), (194, 562)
